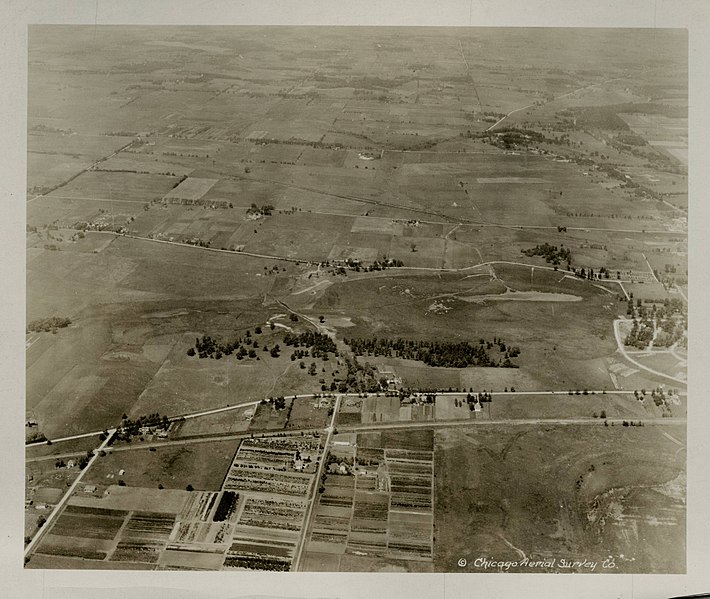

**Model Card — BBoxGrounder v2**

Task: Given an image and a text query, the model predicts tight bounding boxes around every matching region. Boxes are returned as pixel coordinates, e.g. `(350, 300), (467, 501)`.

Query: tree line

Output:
(343, 337), (521, 369)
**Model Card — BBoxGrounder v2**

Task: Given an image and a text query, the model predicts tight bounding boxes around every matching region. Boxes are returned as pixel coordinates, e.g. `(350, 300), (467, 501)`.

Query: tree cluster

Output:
(190, 331), (269, 360)
(283, 331), (337, 358)
(343, 337), (520, 369)
(27, 316), (71, 333)
(521, 242), (572, 266)
(114, 412), (170, 442)
(465, 391), (492, 409)
(247, 203), (274, 216)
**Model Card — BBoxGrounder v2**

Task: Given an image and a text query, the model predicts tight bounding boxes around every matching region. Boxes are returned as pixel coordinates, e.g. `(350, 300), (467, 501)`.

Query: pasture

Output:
(83, 439), (240, 491)
(434, 423), (686, 573)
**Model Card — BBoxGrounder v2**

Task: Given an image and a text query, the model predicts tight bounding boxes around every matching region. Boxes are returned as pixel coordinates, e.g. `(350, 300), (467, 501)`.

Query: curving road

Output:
(613, 319), (687, 385)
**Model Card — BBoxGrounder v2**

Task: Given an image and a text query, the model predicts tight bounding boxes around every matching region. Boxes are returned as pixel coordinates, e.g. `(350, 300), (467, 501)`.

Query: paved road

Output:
(486, 102), (537, 132)
(26, 430), (103, 447)
(26, 399), (265, 448)
(339, 416), (685, 434)
(293, 395), (341, 571)
(25, 429), (116, 557)
(27, 386), (687, 450)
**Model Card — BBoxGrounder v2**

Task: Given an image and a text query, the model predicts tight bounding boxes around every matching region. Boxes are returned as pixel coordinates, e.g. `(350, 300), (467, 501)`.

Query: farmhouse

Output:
(377, 366), (402, 388)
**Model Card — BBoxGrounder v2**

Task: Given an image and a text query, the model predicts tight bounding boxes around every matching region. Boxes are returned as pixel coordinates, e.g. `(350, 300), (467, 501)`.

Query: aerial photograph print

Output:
(24, 25), (687, 574)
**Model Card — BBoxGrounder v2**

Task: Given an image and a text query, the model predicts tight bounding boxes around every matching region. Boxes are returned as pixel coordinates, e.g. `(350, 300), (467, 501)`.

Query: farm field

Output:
(301, 429), (434, 571)
(25, 26), (688, 573)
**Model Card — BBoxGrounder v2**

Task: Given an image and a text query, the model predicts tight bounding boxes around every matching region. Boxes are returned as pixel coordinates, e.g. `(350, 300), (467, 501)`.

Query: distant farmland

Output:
(25, 26), (687, 573)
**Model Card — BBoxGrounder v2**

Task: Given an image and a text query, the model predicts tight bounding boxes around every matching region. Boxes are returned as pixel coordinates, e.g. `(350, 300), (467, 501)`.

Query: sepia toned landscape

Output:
(25, 26), (687, 573)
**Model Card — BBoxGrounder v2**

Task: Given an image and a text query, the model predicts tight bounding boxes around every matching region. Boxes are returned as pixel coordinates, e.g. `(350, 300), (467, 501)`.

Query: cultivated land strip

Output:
(293, 395), (341, 570)
(24, 428), (116, 558)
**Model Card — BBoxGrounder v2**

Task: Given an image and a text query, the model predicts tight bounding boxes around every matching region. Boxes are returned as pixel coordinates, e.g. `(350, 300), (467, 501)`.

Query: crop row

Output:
(319, 495), (353, 508)
(357, 447), (385, 462)
(389, 472), (432, 485)
(390, 484), (431, 496)
(355, 476), (377, 490)
(226, 467), (310, 484)
(63, 505), (128, 518)
(173, 522), (202, 544)
(311, 531), (348, 544)
(223, 555), (290, 571)
(110, 541), (162, 563)
(314, 515), (351, 532)
(125, 513), (176, 537)
(350, 519), (387, 533)
(228, 541), (294, 558)
(387, 541), (432, 556)
(347, 540), (387, 555)
(390, 494), (432, 510)
(237, 446), (296, 458)
(224, 470), (310, 496)
(238, 445), (296, 457)
(385, 450), (433, 462)
(389, 523), (431, 543)
(224, 478), (308, 497)
(238, 515), (301, 531)
(213, 522), (232, 544)
(51, 513), (125, 540)
(181, 491), (218, 522)
(242, 502), (304, 520)
(386, 461), (433, 475)
(233, 458), (292, 471)
(240, 436), (320, 453)
(232, 461), (291, 472)
(37, 543), (107, 561)
(353, 502), (388, 520)
(245, 497), (306, 511)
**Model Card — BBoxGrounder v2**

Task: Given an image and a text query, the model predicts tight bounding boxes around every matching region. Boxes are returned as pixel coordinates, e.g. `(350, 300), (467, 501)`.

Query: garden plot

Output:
(217, 435), (321, 570)
(386, 451), (434, 516)
(46, 505), (128, 541)
(120, 511), (177, 542)
(168, 489), (239, 560)
(31, 504), (129, 565)
(302, 429), (435, 570)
